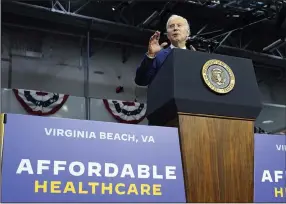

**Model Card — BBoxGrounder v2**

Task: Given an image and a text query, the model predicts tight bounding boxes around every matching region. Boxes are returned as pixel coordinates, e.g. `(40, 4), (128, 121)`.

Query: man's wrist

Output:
(146, 52), (156, 59)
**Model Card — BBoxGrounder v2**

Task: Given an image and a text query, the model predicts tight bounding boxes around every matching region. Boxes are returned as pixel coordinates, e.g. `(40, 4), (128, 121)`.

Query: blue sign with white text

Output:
(1, 114), (186, 203)
(254, 134), (286, 202)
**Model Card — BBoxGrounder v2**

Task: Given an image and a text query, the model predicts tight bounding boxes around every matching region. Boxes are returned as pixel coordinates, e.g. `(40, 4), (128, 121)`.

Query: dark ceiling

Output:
(2, 0), (286, 81)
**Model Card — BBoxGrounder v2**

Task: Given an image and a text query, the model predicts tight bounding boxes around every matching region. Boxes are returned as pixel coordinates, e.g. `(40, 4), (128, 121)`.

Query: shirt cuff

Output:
(146, 52), (156, 59)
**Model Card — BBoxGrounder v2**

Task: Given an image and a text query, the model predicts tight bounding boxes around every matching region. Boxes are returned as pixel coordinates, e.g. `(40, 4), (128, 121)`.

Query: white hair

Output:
(166, 15), (190, 33)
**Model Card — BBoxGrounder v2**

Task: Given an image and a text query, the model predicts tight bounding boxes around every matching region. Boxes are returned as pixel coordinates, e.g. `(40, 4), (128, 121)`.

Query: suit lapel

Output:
(163, 46), (172, 54)
(156, 47), (172, 69)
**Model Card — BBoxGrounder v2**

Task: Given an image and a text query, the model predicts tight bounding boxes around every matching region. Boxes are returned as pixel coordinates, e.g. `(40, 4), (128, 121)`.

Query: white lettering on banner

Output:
(99, 132), (136, 142)
(69, 162), (85, 176)
(37, 160), (50, 174)
(105, 163), (119, 177)
(45, 128), (96, 139)
(261, 170), (285, 182)
(153, 166), (163, 179)
(141, 135), (155, 143)
(15, 159), (177, 180)
(120, 164), (135, 178)
(138, 165), (150, 178)
(54, 161), (67, 175)
(88, 163), (102, 176)
(44, 128), (157, 143)
(166, 166), (177, 179)
(276, 144), (286, 151)
(16, 159), (34, 174)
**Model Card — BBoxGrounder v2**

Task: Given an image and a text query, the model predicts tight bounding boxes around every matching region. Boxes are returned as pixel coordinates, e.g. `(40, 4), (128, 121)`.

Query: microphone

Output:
(186, 36), (219, 52)
(187, 36), (215, 44)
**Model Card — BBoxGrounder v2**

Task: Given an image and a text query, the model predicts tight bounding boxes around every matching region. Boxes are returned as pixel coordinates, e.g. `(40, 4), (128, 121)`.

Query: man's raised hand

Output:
(147, 31), (168, 57)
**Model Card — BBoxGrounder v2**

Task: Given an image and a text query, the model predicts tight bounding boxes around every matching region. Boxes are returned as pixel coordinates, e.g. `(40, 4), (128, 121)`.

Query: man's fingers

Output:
(155, 31), (160, 40)
(150, 33), (156, 40)
(160, 42), (168, 47)
(150, 31), (160, 42)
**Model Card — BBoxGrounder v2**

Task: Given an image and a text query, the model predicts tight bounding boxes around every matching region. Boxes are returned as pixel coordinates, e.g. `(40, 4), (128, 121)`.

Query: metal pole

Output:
(8, 1), (156, 35)
(218, 31), (233, 47)
(209, 18), (267, 40)
(84, 31), (90, 120)
(8, 50), (12, 89)
(2, 23), (146, 49)
(262, 103), (286, 108)
(218, 45), (285, 60)
(263, 38), (285, 52)
(73, 0), (91, 14)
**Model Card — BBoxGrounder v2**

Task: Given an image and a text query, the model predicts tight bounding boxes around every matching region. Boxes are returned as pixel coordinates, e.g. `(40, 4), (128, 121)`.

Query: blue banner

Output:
(2, 114), (285, 202)
(254, 134), (286, 202)
(1, 114), (186, 203)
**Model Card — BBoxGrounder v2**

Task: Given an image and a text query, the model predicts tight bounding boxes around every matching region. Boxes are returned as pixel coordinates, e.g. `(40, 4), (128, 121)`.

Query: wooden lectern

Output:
(147, 49), (262, 202)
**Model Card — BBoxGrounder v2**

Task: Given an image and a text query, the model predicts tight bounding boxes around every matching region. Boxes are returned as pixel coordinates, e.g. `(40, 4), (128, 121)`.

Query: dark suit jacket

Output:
(134, 45), (195, 86)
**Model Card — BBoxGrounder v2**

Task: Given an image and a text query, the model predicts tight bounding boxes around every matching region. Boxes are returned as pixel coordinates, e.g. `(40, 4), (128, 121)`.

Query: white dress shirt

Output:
(146, 43), (189, 59)
(170, 44), (187, 49)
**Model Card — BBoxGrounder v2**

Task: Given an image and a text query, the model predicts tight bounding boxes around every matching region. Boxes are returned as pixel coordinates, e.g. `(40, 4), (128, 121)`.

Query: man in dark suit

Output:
(135, 15), (195, 86)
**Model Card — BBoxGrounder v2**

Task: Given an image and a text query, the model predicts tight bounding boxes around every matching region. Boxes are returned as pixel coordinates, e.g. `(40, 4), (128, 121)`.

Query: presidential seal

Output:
(202, 59), (235, 94)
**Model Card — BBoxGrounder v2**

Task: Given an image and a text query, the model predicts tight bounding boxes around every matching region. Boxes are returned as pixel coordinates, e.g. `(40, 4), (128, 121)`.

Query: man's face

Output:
(167, 17), (189, 44)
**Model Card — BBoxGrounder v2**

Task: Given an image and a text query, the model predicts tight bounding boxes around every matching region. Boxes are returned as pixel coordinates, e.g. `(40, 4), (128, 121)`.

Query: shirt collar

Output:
(170, 44), (187, 49)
